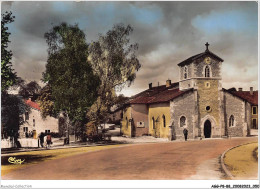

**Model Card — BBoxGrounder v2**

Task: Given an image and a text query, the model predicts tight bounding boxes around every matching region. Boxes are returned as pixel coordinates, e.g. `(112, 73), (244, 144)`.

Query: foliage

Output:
(113, 94), (129, 110)
(37, 84), (56, 118)
(18, 80), (41, 100)
(43, 23), (100, 138)
(1, 11), (17, 92)
(1, 92), (30, 138)
(88, 24), (140, 126)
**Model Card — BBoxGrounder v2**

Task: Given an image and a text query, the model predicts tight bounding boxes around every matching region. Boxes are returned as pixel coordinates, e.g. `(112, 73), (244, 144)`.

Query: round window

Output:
(206, 106), (211, 112)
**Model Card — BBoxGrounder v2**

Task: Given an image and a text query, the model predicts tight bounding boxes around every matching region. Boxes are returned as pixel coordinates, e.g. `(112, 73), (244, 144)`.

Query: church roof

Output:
(230, 91), (258, 106)
(128, 82), (192, 104)
(177, 50), (224, 67)
(223, 89), (258, 106)
(25, 99), (41, 110)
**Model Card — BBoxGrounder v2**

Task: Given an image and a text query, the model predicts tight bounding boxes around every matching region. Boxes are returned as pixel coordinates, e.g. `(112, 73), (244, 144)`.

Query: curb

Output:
(220, 142), (257, 180)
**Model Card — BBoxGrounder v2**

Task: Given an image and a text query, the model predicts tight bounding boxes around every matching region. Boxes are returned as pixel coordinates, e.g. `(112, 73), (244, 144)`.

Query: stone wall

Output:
(196, 78), (221, 138)
(194, 56), (222, 78)
(170, 91), (197, 140)
(224, 91), (246, 137)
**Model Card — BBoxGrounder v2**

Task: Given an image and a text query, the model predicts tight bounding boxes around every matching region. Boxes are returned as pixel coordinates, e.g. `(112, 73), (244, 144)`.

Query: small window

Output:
(206, 106), (211, 112)
(229, 115), (235, 127)
(19, 116), (24, 123)
(205, 82), (210, 88)
(184, 66), (188, 79)
(162, 115), (166, 128)
(23, 127), (28, 132)
(252, 119), (257, 129)
(253, 106), (257, 115)
(152, 117), (155, 129)
(180, 116), (186, 127)
(33, 119), (35, 127)
(205, 66), (210, 77)
(25, 112), (29, 120)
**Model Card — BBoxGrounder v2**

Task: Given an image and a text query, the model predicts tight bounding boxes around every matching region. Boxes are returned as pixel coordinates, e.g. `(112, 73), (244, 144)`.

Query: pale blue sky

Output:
(2, 1), (258, 96)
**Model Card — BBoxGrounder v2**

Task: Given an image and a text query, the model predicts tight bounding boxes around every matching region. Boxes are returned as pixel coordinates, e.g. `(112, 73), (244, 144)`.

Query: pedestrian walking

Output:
(25, 131), (29, 138)
(183, 128), (188, 141)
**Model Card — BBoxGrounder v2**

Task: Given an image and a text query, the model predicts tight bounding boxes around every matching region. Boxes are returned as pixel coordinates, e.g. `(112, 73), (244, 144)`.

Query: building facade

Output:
(121, 43), (258, 140)
(19, 99), (59, 138)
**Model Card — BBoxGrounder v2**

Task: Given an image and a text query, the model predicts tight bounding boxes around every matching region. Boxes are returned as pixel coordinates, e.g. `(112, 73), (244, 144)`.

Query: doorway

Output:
(204, 120), (211, 138)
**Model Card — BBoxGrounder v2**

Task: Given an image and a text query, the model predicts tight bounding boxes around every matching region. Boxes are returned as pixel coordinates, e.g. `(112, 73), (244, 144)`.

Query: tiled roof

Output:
(229, 91), (258, 106)
(177, 50), (224, 66)
(129, 82), (192, 104)
(25, 99), (41, 110)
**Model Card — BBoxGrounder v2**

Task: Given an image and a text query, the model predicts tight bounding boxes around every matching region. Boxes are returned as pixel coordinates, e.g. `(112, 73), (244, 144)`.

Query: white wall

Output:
(19, 108), (58, 138)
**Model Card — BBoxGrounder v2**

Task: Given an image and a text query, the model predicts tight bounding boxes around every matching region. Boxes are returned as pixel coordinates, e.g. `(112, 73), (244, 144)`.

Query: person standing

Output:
(46, 134), (52, 148)
(39, 132), (44, 148)
(183, 128), (188, 141)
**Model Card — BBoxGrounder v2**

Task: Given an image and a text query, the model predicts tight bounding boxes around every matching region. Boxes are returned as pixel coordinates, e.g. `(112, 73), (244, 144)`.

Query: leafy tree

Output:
(37, 84), (56, 118)
(87, 24), (140, 127)
(18, 80), (41, 100)
(1, 92), (30, 139)
(1, 11), (17, 92)
(43, 23), (100, 139)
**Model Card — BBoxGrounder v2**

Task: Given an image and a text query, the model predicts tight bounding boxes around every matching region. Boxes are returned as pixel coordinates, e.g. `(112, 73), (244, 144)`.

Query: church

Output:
(121, 43), (258, 140)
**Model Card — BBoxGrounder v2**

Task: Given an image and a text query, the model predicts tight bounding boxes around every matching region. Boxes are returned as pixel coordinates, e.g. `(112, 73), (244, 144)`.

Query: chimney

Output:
(166, 79), (171, 87)
(238, 88), (242, 91)
(250, 87), (253, 95)
(149, 83), (152, 89)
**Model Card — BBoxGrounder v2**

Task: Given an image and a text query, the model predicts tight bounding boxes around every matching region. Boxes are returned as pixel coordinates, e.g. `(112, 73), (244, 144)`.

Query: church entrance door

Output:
(204, 120), (211, 138)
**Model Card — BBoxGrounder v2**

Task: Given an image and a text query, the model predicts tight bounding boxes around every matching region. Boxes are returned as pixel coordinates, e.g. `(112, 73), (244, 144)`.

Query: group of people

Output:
(39, 132), (52, 148)
(25, 131), (34, 138)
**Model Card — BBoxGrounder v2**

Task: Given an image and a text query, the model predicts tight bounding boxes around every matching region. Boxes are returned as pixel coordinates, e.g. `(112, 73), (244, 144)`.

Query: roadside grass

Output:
(224, 142), (258, 179)
(1, 144), (125, 176)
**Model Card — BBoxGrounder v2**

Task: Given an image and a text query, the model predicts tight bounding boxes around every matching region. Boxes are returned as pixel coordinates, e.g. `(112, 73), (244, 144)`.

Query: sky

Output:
(1, 1), (258, 97)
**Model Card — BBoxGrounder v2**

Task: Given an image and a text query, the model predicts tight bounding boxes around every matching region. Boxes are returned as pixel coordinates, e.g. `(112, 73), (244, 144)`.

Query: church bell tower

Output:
(178, 43), (224, 138)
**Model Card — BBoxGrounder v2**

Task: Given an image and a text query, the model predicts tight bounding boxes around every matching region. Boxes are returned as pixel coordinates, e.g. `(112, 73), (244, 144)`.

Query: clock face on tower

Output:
(204, 57), (211, 64)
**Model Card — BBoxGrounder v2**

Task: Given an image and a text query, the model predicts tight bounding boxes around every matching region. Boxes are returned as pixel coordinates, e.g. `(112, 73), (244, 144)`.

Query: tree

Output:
(87, 24), (140, 127)
(1, 11), (17, 92)
(18, 80), (41, 100)
(43, 23), (100, 139)
(1, 92), (30, 140)
(37, 84), (56, 118)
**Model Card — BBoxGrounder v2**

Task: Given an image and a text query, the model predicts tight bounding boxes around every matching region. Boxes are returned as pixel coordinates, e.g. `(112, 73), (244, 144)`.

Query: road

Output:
(2, 137), (257, 180)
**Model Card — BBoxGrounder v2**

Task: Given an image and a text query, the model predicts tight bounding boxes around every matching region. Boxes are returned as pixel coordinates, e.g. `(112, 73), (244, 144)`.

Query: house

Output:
(19, 98), (59, 138)
(121, 43), (258, 140)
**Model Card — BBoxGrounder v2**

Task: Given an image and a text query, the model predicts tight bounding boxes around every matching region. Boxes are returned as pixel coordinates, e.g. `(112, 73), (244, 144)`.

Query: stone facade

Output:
(121, 44), (257, 140)
(170, 91), (197, 140)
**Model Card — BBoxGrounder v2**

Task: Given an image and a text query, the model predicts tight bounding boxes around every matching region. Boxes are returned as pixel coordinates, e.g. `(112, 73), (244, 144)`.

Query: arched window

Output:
(126, 117), (128, 128)
(152, 117), (155, 129)
(184, 66), (188, 79)
(205, 66), (210, 77)
(162, 115), (166, 127)
(180, 116), (186, 127)
(229, 115), (234, 127)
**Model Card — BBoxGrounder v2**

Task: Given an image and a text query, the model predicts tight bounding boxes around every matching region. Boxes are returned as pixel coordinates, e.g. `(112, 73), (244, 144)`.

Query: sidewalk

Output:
(2, 134), (258, 155)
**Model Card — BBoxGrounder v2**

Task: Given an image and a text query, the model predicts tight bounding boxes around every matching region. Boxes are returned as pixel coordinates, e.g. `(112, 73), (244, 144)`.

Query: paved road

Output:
(2, 137), (257, 180)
